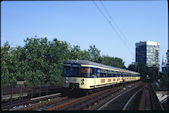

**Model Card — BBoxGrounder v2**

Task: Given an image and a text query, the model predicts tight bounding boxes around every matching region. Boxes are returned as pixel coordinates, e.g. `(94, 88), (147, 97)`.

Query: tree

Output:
(101, 56), (126, 69)
(128, 63), (137, 71)
(88, 45), (101, 62)
(128, 62), (159, 81)
(128, 62), (147, 80)
(1, 42), (17, 87)
(1, 37), (128, 87)
(159, 73), (169, 90)
(69, 45), (90, 60)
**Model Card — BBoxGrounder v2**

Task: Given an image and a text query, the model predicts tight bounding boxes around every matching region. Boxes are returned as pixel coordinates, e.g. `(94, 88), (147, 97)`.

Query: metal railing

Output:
(2, 85), (61, 102)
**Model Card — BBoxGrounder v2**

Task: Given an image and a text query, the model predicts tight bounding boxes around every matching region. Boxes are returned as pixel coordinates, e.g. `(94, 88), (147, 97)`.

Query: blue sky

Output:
(1, 1), (168, 67)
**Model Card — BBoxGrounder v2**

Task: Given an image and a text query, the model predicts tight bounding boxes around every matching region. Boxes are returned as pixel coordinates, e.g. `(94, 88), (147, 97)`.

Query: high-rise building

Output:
(161, 37), (169, 75)
(135, 41), (160, 68)
(168, 36), (169, 66)
(165, 50), (169, 75)
(167, 50), (169, 66)
(162, 53), (168, 74)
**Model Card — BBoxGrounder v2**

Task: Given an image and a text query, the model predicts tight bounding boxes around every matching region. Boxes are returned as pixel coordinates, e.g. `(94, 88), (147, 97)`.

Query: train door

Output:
(92, 67), (97, 88)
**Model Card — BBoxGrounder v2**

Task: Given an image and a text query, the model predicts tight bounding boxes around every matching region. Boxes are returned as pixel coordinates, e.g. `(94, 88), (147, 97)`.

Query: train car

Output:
(62, 60), (140, 90)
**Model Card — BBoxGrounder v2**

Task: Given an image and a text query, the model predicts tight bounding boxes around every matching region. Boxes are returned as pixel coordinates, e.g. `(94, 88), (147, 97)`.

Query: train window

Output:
(111, 73), (114, 77)
(63, 66), (71, 77)
(115, 72), (119, 77)
(112, 74), (116, 77)
(81, 67), (92, 77)
(96, 69), (101, 77)
(123, 74), (125, 77)
(121, 74), (123, 77)
(104, 73), (107, 77)
(105, 70), (109, 77)
(111, 71), (114, 77)
(92, 68), (96, 75)
(100, 69), (106, 77)
(107, 71), (112, 77)
(71, 66), (80, 77)
(100, 72), (104, 77)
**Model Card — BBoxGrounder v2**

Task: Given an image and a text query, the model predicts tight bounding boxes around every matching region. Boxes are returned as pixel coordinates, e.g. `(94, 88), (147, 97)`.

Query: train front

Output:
(62, 61), (93, 90)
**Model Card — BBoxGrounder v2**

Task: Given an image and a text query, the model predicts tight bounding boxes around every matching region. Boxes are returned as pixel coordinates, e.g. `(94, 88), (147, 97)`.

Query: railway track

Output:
(17, 96), (70, 111)
(122, 83), (164, 110)
(95, 81), (144, 110)
(2, 81), (142, 111)
(95, 82), (163, 110)
(2, 93), (61, 110)
(21, 81), (141, 110)
(46, 81), (142, 110)
(13, 87), (120, 111)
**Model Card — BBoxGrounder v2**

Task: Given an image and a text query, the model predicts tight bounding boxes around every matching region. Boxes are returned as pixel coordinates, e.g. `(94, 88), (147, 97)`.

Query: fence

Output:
(1, 85), (61, 102)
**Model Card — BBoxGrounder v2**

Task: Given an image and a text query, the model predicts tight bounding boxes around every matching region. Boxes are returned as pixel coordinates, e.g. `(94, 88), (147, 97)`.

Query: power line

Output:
(99, 0), (136, 62)
(100, 0), (134, 50)
(93, 1), (160, 68)
(92, 1), (151, 65)
(100, 1), (160, 67)
(92, 0), (133, 58)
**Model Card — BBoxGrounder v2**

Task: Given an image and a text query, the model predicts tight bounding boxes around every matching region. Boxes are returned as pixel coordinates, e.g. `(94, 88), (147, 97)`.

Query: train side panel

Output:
(62, 77), (95, 89)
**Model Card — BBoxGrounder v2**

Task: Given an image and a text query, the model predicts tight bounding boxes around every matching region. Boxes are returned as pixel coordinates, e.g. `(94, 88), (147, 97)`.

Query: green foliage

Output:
(158, 73), (169, 90)
(1, 42), (17, 87)
(69, 45), (90, 60)
(101, 56), (126, 69)
(1, 37), (126, 87)
(128, 62), (159, 81)
(88, 45), (101, 62)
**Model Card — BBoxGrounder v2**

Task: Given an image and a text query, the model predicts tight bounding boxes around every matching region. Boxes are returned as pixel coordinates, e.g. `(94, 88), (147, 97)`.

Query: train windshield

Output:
(62, 64), (81, 77)
(63, 64), (92, 77)
(71, 66), (80, 77)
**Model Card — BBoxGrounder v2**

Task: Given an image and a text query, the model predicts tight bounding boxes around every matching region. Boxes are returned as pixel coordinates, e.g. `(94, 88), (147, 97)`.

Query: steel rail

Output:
(46, 82), (142, 111)
(97, 82), (143, 110)
(2, 93), (61, 110)
(122, 85), (145, 110)
(46, 86), (120, 111)
(18, 97), (68, 111)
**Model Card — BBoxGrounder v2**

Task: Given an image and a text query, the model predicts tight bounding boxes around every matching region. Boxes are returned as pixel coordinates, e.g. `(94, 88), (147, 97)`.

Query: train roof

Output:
(64, 60), (139, 74)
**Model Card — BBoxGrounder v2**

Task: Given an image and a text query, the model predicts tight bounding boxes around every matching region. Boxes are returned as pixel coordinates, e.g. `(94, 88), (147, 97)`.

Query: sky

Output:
(1, 0), (168, 68)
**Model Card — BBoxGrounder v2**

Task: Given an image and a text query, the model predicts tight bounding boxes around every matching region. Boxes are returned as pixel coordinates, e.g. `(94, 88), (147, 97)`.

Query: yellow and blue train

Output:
(62, 60), (140, 90)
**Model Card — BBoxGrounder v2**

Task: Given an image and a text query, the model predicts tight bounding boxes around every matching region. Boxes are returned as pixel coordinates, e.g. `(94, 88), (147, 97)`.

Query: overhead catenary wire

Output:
(93, 1), (151, 65)
(93, 1), (160, 69)
(100, 0), (134, 50)
(100, 1), (160, 66)
(92, 0), (133, 61)
(99, 0), (138, 62)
